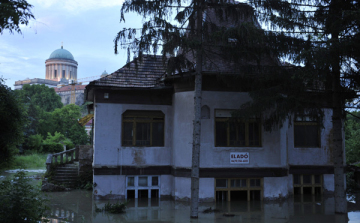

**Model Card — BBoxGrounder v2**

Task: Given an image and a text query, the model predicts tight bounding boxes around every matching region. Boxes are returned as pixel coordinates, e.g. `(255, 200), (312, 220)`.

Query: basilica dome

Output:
(45, 45), (78, 81)
(49, 46), (75, 60)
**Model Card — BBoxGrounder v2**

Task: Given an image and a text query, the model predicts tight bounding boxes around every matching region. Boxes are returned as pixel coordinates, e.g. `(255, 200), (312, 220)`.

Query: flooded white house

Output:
(85, 3), (341, 202)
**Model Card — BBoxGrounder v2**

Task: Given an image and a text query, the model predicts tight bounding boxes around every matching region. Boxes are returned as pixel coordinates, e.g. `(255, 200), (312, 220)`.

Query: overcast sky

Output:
(1, 0), (143, 89)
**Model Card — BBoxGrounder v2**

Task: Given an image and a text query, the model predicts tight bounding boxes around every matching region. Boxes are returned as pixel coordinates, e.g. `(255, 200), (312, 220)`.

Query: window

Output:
(126, 176), (160, 199)
(293, 174), (322, 195)
(215, 178), (263, 201)
(215, 114), (261, 147)
(294, 115), (320, 147)
(122, 110), (164, 147)
(54, 70), (57, 78)
(62, 70), (65, 78)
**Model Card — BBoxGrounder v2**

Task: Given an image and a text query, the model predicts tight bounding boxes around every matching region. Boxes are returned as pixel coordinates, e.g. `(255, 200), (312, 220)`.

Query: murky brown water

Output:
(43, 191), (359, 223)
(1, 170), (359, 223)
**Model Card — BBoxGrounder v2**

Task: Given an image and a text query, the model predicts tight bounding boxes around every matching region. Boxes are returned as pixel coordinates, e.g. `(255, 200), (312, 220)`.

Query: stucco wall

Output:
(200, 91), (284, 168)
(93, 175), (126, 199)
(288, 109), (334, 165)
(263, 176), (292, 199)
(93, 103), (172, 168)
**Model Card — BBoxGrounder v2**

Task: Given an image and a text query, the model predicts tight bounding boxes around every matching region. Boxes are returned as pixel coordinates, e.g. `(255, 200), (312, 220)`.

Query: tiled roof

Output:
(54, 84), (87, 92)
(88, 55), (167, 88)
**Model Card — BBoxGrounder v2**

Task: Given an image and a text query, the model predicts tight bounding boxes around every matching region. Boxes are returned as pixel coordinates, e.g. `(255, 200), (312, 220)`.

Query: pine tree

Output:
(114, 0), (280, 217)
(245, 0), (360, 214)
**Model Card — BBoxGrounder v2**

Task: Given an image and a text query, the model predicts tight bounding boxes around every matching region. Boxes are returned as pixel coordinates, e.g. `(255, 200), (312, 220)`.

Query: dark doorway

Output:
(127, 190), (135, 199)
(216, 191), (228, 201)
(230, 191), (247, 201)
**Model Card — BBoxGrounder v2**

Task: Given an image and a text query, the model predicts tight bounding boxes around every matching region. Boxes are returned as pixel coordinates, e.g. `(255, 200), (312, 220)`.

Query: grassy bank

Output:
(7, 153), (48, 170)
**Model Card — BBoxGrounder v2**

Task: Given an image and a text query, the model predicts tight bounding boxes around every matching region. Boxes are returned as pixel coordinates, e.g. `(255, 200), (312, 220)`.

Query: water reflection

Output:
(43, 192), (359, 223)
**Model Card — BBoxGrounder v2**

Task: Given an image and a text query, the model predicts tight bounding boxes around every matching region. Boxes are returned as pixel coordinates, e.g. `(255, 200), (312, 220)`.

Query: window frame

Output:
(294, 115), (321, 148)
(215, 117), (262, 147)
(215, 178), (263, 201)
(122, 110), (165, 147)
(293, 174), (323, 195)
(126, 175), (160, 199)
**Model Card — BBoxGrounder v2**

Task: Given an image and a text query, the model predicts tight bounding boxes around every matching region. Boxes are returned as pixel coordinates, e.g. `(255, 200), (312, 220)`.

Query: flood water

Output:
(44, 191), (358, 223)
(1, 170), (360, 223)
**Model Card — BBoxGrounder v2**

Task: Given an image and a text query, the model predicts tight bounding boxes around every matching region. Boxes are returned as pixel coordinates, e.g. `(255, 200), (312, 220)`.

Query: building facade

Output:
(85, 3), (341, 201)
(85, 55), (338, 201)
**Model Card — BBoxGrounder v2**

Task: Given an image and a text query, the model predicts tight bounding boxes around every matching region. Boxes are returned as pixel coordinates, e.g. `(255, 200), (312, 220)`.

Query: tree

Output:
(15, 84), (63, 151)
(0, 171), (49, 222)
(345, 111), (360, 164)
(16, 84), (63, 113)
(245, 0), (360, 214)
(116, 0), (278, 217)
(51, 104), (88, 146)
(0, 0), (35, 34)
(0, 78), (24, 166)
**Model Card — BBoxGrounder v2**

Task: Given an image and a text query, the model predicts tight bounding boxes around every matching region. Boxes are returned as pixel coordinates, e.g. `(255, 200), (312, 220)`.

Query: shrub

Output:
(42, 132), (74, 153)
(0, 171), (49, 223)
(95, 201), (127, 214)
(28, 134), (43, 151)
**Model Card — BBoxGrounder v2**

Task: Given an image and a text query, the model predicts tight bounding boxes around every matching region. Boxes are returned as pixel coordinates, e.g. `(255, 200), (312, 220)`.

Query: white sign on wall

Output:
(230, 152), (249, 164)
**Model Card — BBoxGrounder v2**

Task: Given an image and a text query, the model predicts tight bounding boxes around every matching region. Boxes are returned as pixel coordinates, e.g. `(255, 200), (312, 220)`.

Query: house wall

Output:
(288, 109), (333, 166)
(92, 90), (339, 200)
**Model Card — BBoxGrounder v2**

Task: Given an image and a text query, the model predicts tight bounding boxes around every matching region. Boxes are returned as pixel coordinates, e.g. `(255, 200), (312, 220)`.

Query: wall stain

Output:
(132, 150), (146, 165)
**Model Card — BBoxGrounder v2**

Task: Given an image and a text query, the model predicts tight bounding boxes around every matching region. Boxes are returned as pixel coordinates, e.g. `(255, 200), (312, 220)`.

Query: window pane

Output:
(250, 179), (260, 187)
(231, 179), (240, 187)
(123, 122), (133, 146)
(139, 177), (148, 186)
(152, 176), (159, 186)
(152, 122), (164, 146)
(314, 175), (321, 184)
(229, 122), (245, 146)
(136, 123), (150, 146)
(249, 122), (260, 146)
(294, 124), (319, 147)
(303, 175), (312, 184)
(216, 179), (227, 188)
(216, 121), (227, 146)
(293, 174), (301, 185)
(128, 177), (134, 186)
(241, 179), (247, 187)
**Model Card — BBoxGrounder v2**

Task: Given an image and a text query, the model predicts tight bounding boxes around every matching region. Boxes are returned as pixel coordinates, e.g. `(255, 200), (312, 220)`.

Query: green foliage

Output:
(95, 201), (127, 214)
(27, 134), (43, 151)
(42, 132), (74, 153)
(345, 111), (360, 164)
(0, 78), (24, 167)
(16, 84), (63, 112)
(0, 171), (49, 223)
(51, 104), (88, 145)
(6, 152), (47, 169)
(0, 0), (35, 34)
(77, 170), (93, 190)
(15, 84), (63, 152)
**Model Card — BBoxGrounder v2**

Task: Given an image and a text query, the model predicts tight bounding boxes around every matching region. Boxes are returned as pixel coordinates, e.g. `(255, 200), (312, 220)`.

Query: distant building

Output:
(14, 45), (87, 106)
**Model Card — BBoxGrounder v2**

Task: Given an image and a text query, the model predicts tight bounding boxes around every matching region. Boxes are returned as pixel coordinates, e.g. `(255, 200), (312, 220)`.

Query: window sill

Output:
(214, 147), (264, 151)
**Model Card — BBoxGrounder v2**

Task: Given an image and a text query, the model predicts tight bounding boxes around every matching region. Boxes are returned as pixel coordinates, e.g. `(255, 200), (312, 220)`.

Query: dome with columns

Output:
(45, 45), (78, 81)
(49, 47), (75, 60)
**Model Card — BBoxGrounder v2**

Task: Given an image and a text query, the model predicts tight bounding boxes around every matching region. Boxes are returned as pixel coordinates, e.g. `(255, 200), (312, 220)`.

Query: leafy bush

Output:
(0, 171), (49, 223)
(77, 170), (93, 190)
(42, 132), (74, 153)
(95, 201), (127, 214)
(27, 134), (43, 151)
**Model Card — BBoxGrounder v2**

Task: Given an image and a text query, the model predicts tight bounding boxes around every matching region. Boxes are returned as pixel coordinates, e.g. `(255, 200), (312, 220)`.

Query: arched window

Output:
(201, 105), (210, 119)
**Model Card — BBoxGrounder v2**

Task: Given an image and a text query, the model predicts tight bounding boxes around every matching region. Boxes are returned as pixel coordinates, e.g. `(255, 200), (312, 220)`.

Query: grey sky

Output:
(1, 0), (142, 88)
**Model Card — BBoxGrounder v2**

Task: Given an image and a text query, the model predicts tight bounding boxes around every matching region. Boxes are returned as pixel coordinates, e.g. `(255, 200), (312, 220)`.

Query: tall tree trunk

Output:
(190, 0), (203, 218)
(332, 59), (347, 214)
(330, 1), (347, 212)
